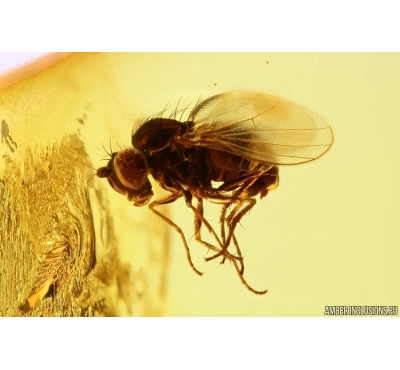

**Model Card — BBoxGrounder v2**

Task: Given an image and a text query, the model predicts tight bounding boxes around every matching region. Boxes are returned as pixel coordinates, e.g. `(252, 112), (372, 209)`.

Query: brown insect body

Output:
(131, 117), (278, 200)
(97, 91), (333, 294)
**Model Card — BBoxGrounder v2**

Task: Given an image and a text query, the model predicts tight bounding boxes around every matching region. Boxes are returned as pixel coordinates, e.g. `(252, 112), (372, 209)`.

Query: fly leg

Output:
(180, 190), (238, 258)
(193, 197), (221, 254)
(204, 173), (261, 263)
(224, 197), (256, 260)
(188, 191), (244, 265)
(195, 195), (266, 295)
(223, 168), (278, 254)
(192, 196), (240, 263)
(218, 202), (245, 275)
(148, 192), (203, 276)
(192, 193), (246, 268)
(219, 201), (230, 245)
(230, 255), (268, 295)
(209, 197), (267, 295)
(205, 197), (255, 265)
(192, 197), (266, 294)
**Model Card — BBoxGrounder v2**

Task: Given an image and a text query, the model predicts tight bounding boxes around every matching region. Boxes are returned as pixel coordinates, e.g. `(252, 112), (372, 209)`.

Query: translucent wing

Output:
(188, 91), (333, 165)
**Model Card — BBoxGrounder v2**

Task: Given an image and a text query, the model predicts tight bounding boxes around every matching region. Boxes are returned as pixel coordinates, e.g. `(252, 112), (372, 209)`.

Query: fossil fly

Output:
(96, 91), (333, 294)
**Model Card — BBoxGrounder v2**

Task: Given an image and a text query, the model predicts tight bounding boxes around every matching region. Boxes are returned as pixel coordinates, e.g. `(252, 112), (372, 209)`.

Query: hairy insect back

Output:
(132, 118), (188, 152)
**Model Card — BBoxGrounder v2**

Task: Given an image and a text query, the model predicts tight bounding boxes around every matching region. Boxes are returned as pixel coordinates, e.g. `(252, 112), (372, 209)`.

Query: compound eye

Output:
(114, 149), (149, 190)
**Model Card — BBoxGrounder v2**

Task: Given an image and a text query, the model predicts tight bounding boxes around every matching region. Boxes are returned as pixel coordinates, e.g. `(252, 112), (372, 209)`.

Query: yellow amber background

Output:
(1, 53), (399, 316)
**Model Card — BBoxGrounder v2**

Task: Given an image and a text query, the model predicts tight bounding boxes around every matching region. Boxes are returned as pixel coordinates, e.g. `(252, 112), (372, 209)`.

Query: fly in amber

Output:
(96, 91), (333, 294)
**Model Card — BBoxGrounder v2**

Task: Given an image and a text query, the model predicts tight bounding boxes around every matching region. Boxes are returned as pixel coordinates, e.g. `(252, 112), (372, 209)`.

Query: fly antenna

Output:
(77, 159), (97, 172)
(75, 159), (99, 187)
(87, 172), (97, 187)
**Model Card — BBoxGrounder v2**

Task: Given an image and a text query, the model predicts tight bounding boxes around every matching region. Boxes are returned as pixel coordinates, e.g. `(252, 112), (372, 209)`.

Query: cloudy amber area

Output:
(1, 53), (399, 316)
(0, 53), (170, 316)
